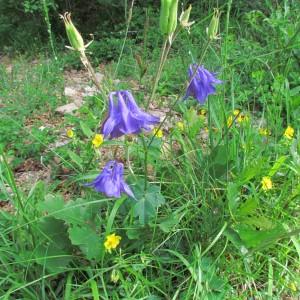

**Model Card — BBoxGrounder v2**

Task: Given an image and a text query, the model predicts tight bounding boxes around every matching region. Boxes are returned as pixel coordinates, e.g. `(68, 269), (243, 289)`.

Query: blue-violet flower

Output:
(86, 160), (134, 198)
(185, 64), (222, 104)
(101, 90), (160, 139)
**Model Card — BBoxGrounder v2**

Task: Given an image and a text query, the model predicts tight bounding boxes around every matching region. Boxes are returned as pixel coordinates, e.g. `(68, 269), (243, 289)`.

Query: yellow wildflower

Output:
(199, 109), (207, 118)
(233, 109), (240, 116)
(288, 282), (297, 292)
(177, 121), (184, 131)
(284, 126), (294, 140)
(66, 129), (74, 138)
(153, 128), (163, 138)
(261, 176), (272, 191)
(237, 114), (249, 124)
(104, 233), (121, 253)
(92, 134), (104, 148)
(259, 128), (270, 136)
(227, 116), (233, 127)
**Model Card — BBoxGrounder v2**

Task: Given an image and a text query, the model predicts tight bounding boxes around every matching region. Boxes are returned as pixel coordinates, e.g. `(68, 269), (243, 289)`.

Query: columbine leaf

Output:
(133, 182), (165, 225)
(68, 225), (102, 261)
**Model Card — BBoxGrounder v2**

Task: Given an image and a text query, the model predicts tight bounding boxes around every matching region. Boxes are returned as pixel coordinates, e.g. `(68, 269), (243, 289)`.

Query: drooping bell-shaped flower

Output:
(184, 64), (222, 104)
(101, 91), (160, 139)
(85, 160), (134, 198)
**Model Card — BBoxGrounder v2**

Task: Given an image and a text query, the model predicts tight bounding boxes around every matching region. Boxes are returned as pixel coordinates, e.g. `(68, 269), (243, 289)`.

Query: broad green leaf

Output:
(133, 182), (165, 225)
(268, 155), (287, 177)
(67, 150), (83, 170)
(224, 227), (244, 250)
(35, 217), (73, 272)
(80, 121), (93, 138)
(38, 194), (65, 217)
(237, 197), (258, 216)
(158, 213), (181, 233)
(68, 225), (102, 261)
(227, 182), (240, 214)
(236, 224), (285, 249)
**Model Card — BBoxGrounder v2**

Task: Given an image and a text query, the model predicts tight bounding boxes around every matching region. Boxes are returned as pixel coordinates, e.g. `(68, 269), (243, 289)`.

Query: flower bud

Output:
(179, 4), (194, 29)
(207, 8), (221, 40)
(160, 0), (178, 36)
(61, 12), (85, 51)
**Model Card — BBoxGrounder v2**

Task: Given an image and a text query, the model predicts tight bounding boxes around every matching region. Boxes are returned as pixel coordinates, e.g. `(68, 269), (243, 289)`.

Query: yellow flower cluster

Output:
(104, 233), (121, 253)
(259, 128), (271, 136)
(284, 126), (294, 140)
(227, 109), (250, 127)
(176, 121), (184, 131)
(66, 129), (74, 138)
(153, 128), (163, 138)
(92, 134), (104, 148)
(261, 176), (272, 191)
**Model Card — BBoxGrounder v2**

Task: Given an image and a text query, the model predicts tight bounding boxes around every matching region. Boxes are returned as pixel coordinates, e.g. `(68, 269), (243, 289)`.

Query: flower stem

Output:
(80, 51), (106, 96)
(148, 39), (212, 148)
(141, 135), (148, 192)
(147, 37), (169, 109)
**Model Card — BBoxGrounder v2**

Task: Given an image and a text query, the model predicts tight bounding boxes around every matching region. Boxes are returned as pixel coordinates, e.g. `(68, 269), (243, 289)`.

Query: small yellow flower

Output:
(104, 233), (121, 253)
(233, 109), (240, 116)
(237, 114), (249, 124)
(176, 121), (184, 131)
(153, 128), (163, 138)
(199, 109), (207, 118)
(259, 128), (270, 136)
(227, 116), (233, 127)
(261, 176), (272, 191)
(92, 134), (104, 148)
(284, 126), (294, 140)
(66, 129), (74, 138)
(288, 282), (297, 292)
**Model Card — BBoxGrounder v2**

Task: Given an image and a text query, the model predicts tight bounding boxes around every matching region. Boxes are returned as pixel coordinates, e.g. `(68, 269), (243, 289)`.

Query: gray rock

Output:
(55, 102), (79, 115)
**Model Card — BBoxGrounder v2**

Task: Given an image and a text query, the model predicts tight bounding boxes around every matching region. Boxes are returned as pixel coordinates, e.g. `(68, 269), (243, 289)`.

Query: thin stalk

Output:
(114, 0), (135, 78)
(80, 51), (107, 98)
(147, 37), (169, 108)
(141, 135), (148, 192)
(148, 39), (212, 148)
(80, 52), (101, 91)
(42, 0), (57, 60)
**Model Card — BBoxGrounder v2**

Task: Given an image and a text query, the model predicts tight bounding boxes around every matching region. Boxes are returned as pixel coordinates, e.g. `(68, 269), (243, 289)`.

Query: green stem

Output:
(42, 0), (57, 60)
(141, 135), (148, 192)
(148, 39), (212, 148)
(80, 51), (105, 95)
(147, 37), (169, 109)
(114, 0), (135, 78)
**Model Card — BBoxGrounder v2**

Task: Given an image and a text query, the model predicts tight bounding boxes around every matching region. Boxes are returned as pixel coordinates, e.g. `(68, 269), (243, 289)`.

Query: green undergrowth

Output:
(0, 1), (300, 299)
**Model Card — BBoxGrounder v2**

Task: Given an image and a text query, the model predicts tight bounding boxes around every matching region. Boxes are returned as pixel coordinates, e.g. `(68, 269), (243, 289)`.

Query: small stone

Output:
(55, 103), (79, 115)
(64, 86), (78, 97)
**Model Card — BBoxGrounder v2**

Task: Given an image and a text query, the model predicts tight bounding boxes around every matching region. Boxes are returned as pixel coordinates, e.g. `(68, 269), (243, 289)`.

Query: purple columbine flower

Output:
(184, 64), (222, 104)
(86, 160), (134, 198)
(101, 90), (160, 139)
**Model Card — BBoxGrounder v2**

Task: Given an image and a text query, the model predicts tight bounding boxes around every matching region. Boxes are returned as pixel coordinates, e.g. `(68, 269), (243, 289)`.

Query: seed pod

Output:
(167, 0), (178, 34)
(160, 0), (172, 35)
(207, 8), (221, 40)
(61, 12), (85, 51)
(179, 4), (194, 28)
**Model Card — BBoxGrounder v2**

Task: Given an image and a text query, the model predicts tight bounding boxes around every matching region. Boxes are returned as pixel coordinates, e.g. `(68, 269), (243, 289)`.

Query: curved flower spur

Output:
(101, 90), (160, 139)
(85, 160), (135, 199)
(184, 64), (222, 104)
